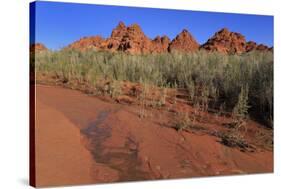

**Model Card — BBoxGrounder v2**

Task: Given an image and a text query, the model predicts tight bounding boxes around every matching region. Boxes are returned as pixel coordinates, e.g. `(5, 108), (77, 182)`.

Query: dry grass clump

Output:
(255, 129), (273, 150)
(171, 112), (206, 133)
(219, 131), (252, 151)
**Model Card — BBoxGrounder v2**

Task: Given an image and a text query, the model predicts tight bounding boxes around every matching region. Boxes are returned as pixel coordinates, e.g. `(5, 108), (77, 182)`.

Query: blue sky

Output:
(31, 1), (274, 50)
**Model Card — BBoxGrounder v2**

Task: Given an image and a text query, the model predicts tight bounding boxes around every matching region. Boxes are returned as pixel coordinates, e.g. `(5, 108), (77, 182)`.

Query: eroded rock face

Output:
(105, 21), (127, 51)
(67, 36), (105, 51)
(116, 23), (153, 54)
(67, 22), (199, 54)
(151, 35), (170, 53)
(168, 29), (199, 53)
(245, 41), (272, 52)
(30, 43), (48, 52)
(67, 22), (154, 54)
(201, 28), (272, 54)
(245, 41), (258, 52)
(66, 23), (273, 55)
(200, 28), (246, 54)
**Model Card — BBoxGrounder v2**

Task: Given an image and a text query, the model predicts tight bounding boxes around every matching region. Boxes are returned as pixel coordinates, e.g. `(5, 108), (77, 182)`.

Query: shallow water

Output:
(81, 110), (150, 182)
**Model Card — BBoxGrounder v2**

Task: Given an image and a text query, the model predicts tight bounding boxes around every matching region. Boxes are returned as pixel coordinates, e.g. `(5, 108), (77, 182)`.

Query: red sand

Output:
(35, 86), (119, 186)
(35, 85), (273, 186)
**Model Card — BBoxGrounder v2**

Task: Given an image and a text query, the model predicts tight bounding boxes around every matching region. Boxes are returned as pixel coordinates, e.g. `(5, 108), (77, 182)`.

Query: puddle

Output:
(81, 110), (150, 182)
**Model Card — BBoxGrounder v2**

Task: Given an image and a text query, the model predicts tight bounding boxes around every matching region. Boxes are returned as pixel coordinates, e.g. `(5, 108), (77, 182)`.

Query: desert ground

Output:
(34, 84), (272, 186)
(32, 22), (273, 186)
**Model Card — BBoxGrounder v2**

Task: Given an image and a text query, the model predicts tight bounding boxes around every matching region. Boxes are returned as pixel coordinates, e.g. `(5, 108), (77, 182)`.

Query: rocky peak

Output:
(117, 21), (126, 28)
(200, 28), (246, 54)
(153, 35), (162, 43)
(111, 21), (127, 39)
(161, 35), (170, 43)
(181, 29), (192, 36)
(168, 29), (199, 53)
(106, 22), (152, 53)
(217, 28), (230, 36)
(127, 23), (142, 33)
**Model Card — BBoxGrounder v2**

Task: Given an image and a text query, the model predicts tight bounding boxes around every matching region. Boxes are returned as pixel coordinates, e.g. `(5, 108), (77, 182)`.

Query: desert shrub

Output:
(34, 49), (273, 127)
(172, 112), (206, 133)
(233, 85), (250, 119)
(108, 80), (122, 99)
(173, 112), (192, 131)
(219, 131), (252, 151)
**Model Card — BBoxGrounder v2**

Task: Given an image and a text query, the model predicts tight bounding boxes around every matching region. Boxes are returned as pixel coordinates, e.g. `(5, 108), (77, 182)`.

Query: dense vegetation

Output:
(34, 49), (273, 127)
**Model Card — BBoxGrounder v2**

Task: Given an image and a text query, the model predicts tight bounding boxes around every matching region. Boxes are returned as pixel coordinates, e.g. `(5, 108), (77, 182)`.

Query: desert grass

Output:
(33, 49), (273, 127)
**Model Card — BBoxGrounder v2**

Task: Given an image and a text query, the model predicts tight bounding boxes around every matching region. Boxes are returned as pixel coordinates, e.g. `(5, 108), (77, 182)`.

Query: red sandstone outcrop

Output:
(245, 41), (272, 52)
(168, 29), (199, 53)
(68, 22), (155, 54)
(30, 43), (48, 52)
(105, 21), (127, 51)
(151, 35), (170, 53)
(115, 23), (153, 54)
(201, 28), (272, 54)
(67, 36), (106, 51)
(66, 22), (273, 55)
(67, 22), (198, 54)
(200, 28), (246, 54)
(107, 22), (170, 53)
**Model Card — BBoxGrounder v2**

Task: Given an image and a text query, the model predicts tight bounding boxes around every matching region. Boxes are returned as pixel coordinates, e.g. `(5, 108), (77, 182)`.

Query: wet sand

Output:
(35, 85), (273, 186)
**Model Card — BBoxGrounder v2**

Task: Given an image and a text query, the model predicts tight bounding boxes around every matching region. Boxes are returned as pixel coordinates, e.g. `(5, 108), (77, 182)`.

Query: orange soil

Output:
(35, 86), (119, 187)
(35, 85), (273, 186)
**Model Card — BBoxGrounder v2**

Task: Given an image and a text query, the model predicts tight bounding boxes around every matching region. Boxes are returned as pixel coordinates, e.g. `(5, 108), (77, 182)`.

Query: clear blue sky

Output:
(31, 1), (273, 50)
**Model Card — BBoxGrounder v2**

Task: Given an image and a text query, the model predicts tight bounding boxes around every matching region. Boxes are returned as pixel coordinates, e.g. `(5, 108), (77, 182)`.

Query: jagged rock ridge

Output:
(67, 22), (198, 54)
(40, 22), (273, 55)
(200, 28), (272, 54)
(168, 29), (199, 53)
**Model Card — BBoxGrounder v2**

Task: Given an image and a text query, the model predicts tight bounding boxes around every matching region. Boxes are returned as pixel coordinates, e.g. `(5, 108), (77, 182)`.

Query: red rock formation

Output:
(201, 28), (272, 54)
(116, 23), (153, 54)
(107, 22), (171, 54)
(30, 43), (48, 52)
(105, 21), (127, 51)
(151, 35), (170, 53)
(67, 23), (198, 54)
(245, 41), (272, 52)
(168, 29), (199, 53)
(67, 36), (105, 51)
(66, 22), (273, 55)
(256, 44), (272, 51)
(68, 22), (154, 54)
(200, 28), (246, 54)
(245, 41), (257, 52)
